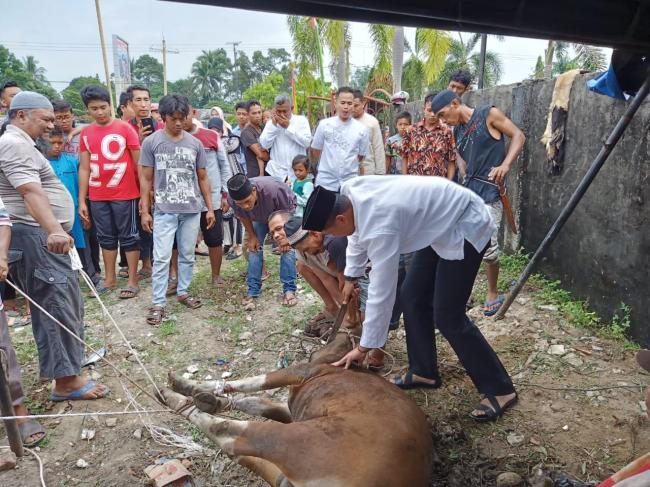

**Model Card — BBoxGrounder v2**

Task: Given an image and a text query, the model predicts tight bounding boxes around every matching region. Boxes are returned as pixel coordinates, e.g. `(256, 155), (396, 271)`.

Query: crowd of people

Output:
(0, 67), (643, 487)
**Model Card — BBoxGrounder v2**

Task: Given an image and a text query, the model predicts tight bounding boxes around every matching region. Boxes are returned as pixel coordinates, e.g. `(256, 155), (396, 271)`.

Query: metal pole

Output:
(0, 351), (23, 457)
(162, 37), (168, 95)
(227, 41), (241, 98)
(94, 0), (115, 114)
(496, 70), (650, 319)
(477, 33), (487, 89)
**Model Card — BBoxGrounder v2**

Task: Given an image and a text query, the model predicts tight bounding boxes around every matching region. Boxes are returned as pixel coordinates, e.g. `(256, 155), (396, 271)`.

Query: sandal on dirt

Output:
(50, 380), (110, 402)
(178, 295), (202, 309)
(146, 306), (165, 326)
(119, 286), (140, 299)
(118, 267), (129, 278)
(166, 278), (178, 297)
(18, 419), (46, 447)
(282, 292), (298, 307)
(7, 315), (31, 328)
(469, 393), (518, 422)
(138, 269), (152, 280)
(393, 370), (441, 390)
(482, 294), (505, 316)
(225, 250), (241, 261)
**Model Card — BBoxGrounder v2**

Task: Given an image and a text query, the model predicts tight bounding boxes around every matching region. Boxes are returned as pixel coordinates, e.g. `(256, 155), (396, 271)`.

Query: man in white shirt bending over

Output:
(302, 176), (517, 423)
(260, 95), (312, 183)
(352, 89), (386, 176)
(311, 87), (369, 191)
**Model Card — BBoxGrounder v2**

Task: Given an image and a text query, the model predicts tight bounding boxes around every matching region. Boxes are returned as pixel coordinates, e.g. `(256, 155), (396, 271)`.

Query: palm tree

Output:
(392, 26), (405, 92)
(536, 42), (607, 78)
(434, 33), (503, 90)
(322, 19), (351, 87)
(399, 28), (451, 99)
(191, 49), (232, 103)
(367, 24), (393, 92)
(22, 55), (47, 83)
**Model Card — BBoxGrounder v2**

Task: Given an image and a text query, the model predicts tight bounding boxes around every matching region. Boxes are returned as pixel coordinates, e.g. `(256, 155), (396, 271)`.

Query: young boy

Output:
(139, 94), (215, 325)
(52, 99), (81, 159)
(385, 111), (412, 175)
(78, 85), (142, 299)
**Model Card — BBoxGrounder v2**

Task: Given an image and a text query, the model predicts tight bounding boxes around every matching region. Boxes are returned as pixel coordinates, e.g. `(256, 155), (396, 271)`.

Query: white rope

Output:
(0, 446), (47, 487)
(4, 279), (166, 407)
(78, 269), (161, 396)
(0, 409), (171, 421)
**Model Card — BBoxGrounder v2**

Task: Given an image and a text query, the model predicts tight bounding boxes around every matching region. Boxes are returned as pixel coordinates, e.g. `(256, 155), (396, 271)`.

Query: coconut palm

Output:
(536, 42), (607, 78)
(322, 19), (351, 87)
(22, 55), (47, 83)
(399, 28), (451, 99)
(191, 49), (232, 103)
(434, 33), (503, 90)
(392, 26), (405, 92)
(367, 23), (394, 92)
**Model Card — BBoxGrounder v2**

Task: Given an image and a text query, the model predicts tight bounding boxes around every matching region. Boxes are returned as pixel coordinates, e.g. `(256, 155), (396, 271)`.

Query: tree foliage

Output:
(61, 75), (106, 115)
(0, 45), (57, 100)
(242, 72), (285, 108)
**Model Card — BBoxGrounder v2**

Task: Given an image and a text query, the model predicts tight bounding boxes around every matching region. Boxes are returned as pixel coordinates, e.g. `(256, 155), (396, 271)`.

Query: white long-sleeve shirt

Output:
(341, 176), (495, 349)
(259, 114), (312, 182)
(356, 113), (386, 176)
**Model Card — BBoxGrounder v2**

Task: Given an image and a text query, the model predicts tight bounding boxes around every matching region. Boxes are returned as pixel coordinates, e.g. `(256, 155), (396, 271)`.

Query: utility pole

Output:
(477, 33), (488, 90)
(227, 41), (241, 98)
(94, 0), (115, 112)
(150, 36), (179, 95)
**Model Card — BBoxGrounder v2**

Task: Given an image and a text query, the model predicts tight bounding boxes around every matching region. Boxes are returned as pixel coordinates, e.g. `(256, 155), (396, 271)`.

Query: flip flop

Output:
(18, 419), (46, 447)
(146, 306), (165, 326)
(7, 315), (31, 328)
(118, 268), (129, 279)
(119, 286), (140, 299)
(137, 269), (152, 280)
(50, 381), (110, 402)
(482, 294), (505, 316)
(178, 295), (202, 309)
(166, 278), (178, 297)
(282, 292), (297, 307)
(393, 370), (441, 390)
(470, 393), (518, 422)
(225, 251), (241, 261)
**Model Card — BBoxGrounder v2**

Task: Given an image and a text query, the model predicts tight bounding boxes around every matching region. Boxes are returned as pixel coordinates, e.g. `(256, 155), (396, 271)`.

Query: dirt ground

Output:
(1, 251), (649, 487)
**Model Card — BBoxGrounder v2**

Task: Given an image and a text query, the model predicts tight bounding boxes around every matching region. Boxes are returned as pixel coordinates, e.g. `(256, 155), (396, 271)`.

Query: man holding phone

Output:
(126, 84), (163, 142)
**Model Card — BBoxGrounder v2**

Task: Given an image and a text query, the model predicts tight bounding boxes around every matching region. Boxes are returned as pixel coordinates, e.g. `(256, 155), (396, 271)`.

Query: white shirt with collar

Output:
(259, 114), (312, 182)
(356, 112), (386, 176)
(341, 175), (495, 349)
(311, 116), (369, 191)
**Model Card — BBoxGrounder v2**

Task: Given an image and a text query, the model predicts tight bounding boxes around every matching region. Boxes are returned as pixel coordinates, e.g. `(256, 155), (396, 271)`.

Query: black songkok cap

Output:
(284, 215), (309, 246)
(430, 89), (460, 113)
(302, 186), (337, 231)
(227, 173), (253, 200)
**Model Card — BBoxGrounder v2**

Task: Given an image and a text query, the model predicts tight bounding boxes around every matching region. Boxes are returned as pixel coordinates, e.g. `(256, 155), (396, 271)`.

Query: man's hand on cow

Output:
(341, 279), (357, 305)
(488, 163), (510, 185)
(47, 233), (73, 254)
(332, 347), (368, 369)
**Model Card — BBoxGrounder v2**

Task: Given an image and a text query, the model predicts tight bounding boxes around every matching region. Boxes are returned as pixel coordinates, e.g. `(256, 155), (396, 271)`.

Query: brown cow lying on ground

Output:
(158, 326), (434, 487)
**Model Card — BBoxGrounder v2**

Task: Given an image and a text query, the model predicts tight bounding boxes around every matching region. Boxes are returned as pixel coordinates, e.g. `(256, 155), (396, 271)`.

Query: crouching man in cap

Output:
(303, 175), (517, 421)
(227, 174), (298, 306)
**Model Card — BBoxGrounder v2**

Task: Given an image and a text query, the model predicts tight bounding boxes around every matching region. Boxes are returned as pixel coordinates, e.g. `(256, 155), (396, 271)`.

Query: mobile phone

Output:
(141, 117), (156, 136)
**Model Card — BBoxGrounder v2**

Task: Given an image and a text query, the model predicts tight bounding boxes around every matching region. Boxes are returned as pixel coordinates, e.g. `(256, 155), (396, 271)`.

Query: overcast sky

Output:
(2, 0), (605, 96)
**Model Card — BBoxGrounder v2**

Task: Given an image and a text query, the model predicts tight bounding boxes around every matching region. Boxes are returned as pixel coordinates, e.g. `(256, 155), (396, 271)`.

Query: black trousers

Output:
(402, 241), (514, 396)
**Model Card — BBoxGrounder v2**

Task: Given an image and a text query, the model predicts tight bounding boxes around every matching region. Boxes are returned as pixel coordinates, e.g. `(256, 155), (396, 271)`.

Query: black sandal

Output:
(393, 370), (441, 390)
(470, 393), (518, 422)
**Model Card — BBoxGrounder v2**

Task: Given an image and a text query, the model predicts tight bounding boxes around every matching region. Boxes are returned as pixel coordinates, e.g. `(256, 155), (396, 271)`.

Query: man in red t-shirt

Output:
(78, 85), (141, 298)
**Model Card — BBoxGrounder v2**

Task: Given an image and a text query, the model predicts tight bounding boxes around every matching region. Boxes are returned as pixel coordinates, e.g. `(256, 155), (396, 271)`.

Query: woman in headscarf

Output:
(210, 106), (233, 136)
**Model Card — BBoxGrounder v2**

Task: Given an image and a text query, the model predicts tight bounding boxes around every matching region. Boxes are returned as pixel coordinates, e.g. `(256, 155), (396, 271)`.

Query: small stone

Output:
(221, 371), (232, 379)
(89, 370), (102, 381)
(222, 305), (235, 314)
(182, 372), (192, 379)
(537, 304), (558, 312)
(80, 429), (95, 441)
(204, 375), (213, 380)
(244, 302), (255, 311)
(105, 418), (117, 427)
(506, 432), (525, 446)
(186, 364), (199, 374)
(591, 345), (604, 352)
(547, 344), (566, 355)
(496, 471), (524, 487)
(292, 329), (302, 337)
(238, 331), (253, 341)
(639, 401), (648, 412)
(240, 348), (253, 356)
(133, 428), (142, 440)
(562, 424), (569, 431)
(549, 402), (563, 413)
(76, 458), (89, 469)
(586, 390), (596, 398)
(563, 353), (583, 367)
(0, 451), (17, 472)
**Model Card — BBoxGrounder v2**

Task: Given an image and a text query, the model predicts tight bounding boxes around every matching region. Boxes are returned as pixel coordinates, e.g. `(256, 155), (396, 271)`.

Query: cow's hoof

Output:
(193, 391), (229, 415)
(168, 370), (195, 396)
(159, 387), (193, 413)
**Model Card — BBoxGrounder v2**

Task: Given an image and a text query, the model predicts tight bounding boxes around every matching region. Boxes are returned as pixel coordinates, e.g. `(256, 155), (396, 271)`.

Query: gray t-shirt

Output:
(139, 130), (208, 214)
(0, 125), (75, 231)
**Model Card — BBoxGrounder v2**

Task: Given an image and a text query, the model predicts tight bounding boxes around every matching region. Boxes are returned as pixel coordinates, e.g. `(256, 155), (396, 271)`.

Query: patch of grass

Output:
(157, 319), (178, 337)
(493, 250), (637, 344)
(15, 340), (38, 363)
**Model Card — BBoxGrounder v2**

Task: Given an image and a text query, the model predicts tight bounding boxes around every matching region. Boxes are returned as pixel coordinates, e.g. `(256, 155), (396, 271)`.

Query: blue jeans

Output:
(247, 221), (296, 297)
(152, 211), (201, 307)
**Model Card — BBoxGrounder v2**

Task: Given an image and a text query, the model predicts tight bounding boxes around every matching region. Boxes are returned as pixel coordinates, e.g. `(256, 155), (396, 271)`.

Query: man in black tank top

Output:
(432, 90), (525, 316)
